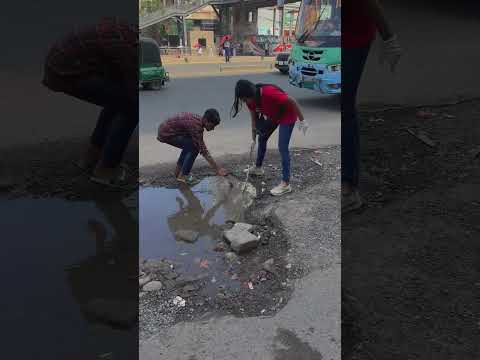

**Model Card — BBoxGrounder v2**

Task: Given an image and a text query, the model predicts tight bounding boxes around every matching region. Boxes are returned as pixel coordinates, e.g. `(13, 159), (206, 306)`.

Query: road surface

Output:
(140, 66), (340, 168)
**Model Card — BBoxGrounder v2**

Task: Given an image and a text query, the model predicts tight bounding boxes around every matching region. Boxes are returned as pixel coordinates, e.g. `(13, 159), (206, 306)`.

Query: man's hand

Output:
(379, 35), (403, 72)
(217, 167), (228, 176)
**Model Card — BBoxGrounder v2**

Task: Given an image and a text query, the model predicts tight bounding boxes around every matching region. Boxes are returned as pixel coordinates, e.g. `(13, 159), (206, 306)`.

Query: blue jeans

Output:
(59, 76), (138, 168)
(164, 135), (199, 176)
(342, 43), (372, 188)
(255, 117), (295, 182)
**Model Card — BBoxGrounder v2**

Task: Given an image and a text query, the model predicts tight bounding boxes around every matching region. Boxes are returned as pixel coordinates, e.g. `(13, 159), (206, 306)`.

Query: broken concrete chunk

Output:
(175, 230), (199, 243)
(263, 258), (275, 273)
(142, 280), (163, 292)
(226, 230), (259, 253)
(139, 274), (152, 288)
(233, 223), (254, 233)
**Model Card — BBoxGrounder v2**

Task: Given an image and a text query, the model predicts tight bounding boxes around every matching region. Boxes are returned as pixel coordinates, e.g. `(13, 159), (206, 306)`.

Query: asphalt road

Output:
(359, 1), (480, 107)
(140, 67), (340, 167)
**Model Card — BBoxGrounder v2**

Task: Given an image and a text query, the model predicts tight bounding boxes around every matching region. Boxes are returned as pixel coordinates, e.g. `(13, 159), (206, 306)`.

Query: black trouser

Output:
(341, 43), (372, 188)
(62, 77), (138, 168)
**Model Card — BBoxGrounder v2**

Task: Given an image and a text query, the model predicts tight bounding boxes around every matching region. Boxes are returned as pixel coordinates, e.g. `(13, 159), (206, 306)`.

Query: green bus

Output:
(139, 37), (169, 90)
(288, 0), (341, 94)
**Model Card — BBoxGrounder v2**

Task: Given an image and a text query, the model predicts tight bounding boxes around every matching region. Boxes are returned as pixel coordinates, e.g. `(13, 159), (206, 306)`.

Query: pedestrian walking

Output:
(342, 0), (403, 213)
(157, 109), (228, 185)
(42, 17), (138, 189)
(231, 80), (307, 196)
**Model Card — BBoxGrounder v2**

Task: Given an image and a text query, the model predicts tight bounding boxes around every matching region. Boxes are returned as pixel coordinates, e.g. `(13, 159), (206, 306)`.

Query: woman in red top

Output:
(342, 0), (402, 213)
(231, 80), (305, 196)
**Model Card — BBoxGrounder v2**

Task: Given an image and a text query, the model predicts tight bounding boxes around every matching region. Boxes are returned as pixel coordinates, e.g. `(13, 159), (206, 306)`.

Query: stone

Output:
(175, 230), (199, 243)
(139, 275), (152, 288)
(223, 222), (259, 253)
(232, 222), (254, 233)
(263, 258), (275, 273)
(142, 280), (163, 292)
(83, 299), (137, 327)
(143, 259), (170, 273)
(183, 284), (197, 292)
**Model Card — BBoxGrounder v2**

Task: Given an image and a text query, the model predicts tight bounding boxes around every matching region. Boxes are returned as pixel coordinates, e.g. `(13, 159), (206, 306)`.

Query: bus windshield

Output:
(295, 0), (341, 47)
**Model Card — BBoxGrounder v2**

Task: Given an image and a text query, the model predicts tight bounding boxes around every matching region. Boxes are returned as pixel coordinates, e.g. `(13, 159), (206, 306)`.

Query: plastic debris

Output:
(260, 309), (266, 314)
(406, 128), (436, 147)
(285, 263), (292, 270)
(247, 282), (254, 290)
(199, 259), (210, 269)
(173, 296), (186, 307)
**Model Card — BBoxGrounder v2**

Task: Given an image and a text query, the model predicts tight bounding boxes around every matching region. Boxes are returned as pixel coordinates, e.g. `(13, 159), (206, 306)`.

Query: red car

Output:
(273, 43), (292, 53)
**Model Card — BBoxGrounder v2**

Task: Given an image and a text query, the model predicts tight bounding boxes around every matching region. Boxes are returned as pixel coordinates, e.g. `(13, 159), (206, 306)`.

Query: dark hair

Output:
(203, 108), (221, 125)
(231, 80), (256, 118)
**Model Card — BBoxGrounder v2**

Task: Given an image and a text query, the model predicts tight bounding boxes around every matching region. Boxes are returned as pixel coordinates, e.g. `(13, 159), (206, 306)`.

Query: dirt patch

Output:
(342, 100), (480, 359)
(1, 139), (138, 201)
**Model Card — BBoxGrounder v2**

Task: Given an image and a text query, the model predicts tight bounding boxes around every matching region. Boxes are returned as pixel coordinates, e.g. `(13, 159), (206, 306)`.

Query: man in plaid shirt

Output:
(42, 17), (138, 189)
(158, 109), (228, 184)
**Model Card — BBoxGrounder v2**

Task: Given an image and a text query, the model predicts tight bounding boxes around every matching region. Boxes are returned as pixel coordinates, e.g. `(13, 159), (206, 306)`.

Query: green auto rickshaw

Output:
(139, 37), (169, 90)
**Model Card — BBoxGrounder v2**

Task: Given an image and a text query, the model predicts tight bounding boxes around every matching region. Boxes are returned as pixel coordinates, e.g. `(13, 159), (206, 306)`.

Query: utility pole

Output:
(277, 0), (284, 44)
(272, 7), (276, 36)
(183, 16), (188, 54)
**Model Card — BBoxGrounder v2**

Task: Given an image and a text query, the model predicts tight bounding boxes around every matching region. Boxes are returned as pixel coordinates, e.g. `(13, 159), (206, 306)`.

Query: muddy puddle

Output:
(140, 176), (255, 294)
(0, 195), (137, 359)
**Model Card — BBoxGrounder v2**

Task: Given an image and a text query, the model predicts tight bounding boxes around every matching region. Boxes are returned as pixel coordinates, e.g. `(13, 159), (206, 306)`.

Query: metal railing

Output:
(140, 0), (213, 28)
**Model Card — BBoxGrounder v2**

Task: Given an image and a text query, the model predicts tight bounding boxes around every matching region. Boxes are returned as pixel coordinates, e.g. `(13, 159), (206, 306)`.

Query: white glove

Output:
(379, 35), (403, 72)
(298, 120), (309, 135)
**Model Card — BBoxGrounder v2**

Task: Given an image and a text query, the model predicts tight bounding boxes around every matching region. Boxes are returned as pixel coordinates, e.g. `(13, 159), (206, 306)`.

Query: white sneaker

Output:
(270, 183), (292, 196)
(243, 166), (264, 176)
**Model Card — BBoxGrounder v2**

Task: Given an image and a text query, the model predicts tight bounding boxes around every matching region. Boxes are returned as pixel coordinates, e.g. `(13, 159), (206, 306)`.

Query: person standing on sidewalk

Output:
(231, 80), (307, 196)
(223, 40), (231, 62)
(342, 0), (403, 213)
(157, 109), (228, 185)
(42, 17), (138, 189)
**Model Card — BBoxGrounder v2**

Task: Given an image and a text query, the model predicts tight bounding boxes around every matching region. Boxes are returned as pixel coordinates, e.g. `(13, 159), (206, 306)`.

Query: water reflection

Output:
(0, 193), (138, 359)
(168, 184), (226, 243)
(65, 196), (137, 328)
(140, 177), (253, 289)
